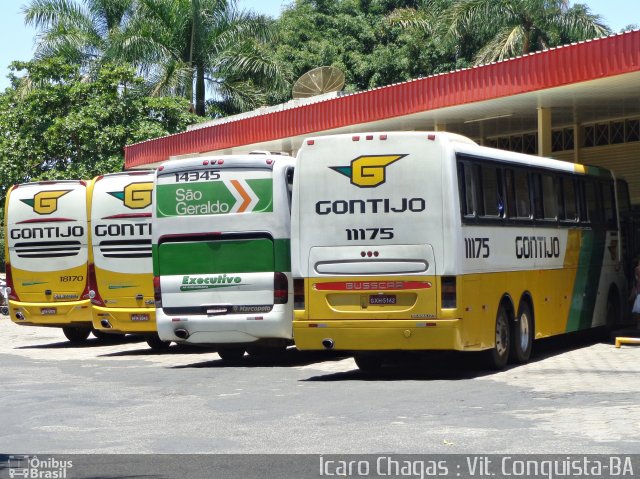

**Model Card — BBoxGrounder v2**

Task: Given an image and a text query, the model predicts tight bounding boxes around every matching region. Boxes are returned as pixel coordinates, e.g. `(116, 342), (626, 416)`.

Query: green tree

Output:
(0, 58), (199, 206)
(270, 0), (463, 103)
(120, 0), (284, 116)
(23, 0), (134, 68)
(447, 0), (610, 64)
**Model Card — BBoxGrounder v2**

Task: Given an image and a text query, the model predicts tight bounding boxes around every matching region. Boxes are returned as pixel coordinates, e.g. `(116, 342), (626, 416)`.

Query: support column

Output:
(537, 107), (552, 157)
(572, 122), (580, 163)
(434, 122), (447, 132)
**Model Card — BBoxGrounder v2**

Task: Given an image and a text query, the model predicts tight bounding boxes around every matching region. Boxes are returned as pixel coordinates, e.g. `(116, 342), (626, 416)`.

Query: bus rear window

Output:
(158, 236), (275, 275)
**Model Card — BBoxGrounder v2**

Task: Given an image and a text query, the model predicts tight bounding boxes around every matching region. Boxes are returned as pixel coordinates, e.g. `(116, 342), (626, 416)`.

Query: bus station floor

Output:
(1, 313), (639, 454)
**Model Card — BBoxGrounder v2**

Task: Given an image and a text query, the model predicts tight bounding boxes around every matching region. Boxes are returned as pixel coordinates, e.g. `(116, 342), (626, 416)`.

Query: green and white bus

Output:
(153, 154), (295, 360)
(291, 131), (629, 370)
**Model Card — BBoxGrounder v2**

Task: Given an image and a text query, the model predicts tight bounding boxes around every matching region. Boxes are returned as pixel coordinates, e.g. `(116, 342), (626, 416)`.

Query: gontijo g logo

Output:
(20, 190), (71, 215)
(330, 154), (407, 188)
(108, 182), (153, 209)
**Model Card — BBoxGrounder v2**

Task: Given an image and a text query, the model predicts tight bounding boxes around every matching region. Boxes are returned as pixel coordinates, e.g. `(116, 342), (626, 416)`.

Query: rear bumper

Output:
(293, 318), (465, 351)
(9, 299), (92, 328)
(156, 306), (293, 345)
(91, 305), (156, 334)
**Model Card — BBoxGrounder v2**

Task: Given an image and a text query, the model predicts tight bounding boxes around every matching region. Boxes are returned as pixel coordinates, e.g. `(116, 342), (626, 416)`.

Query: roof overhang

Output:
(125, 30), (640, 169)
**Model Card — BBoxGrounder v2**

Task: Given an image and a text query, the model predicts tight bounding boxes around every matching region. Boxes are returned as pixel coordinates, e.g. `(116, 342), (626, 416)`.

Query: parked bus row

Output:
(3, 132), (634, 370)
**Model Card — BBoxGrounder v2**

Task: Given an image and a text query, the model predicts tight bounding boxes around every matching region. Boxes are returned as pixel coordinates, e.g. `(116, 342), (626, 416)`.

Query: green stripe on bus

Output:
(248, 178), (274, 212)
(155, 238), (290, 275)
(566, 229), (606, 331)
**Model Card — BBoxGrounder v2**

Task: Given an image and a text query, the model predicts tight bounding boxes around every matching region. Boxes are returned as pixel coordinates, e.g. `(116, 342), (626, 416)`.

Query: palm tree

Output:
(120, 0), (284, 116)
(23, 0), (133, 68)
(447, 0), (610, 64)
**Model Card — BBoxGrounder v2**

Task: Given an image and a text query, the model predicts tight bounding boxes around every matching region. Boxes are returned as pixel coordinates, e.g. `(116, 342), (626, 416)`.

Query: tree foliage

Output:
(268, 0), (469, 104)
(120, 0), (284, 116)
(0, 58), (199, 206)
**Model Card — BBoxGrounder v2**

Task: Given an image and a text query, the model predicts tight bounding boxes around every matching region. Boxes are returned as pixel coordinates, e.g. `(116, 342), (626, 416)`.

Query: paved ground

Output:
(1, 314), (639, 455)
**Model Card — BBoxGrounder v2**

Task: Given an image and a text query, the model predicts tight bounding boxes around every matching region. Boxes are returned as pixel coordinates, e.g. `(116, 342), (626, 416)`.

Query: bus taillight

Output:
(86, 263), (104, 306)
(153, 276), (162, 308)
(5, 263), (20, 301)
(274, 272), (288, 304)
(441, 276), (457, 309)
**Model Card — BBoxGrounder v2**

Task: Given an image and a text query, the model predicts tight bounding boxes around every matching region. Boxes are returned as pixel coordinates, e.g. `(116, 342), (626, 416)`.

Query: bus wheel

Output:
(62, 327), (91, 343)
(511, 302), (533, 363)
(146, 333), (171, 350)
(354, 354), (383, 372)
(487, 305), (510, 370)
(217, 348), (245, 361)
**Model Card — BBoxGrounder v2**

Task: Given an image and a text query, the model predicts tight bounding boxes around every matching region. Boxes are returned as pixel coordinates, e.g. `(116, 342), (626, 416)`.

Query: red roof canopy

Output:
(125, 30), (640, 169)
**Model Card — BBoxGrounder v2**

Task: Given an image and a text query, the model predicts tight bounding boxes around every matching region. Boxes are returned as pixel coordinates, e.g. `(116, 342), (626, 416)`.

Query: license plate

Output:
(369, 294), (397, 305)
(131, 314), (149, 321)
(41, 308), (57, 315)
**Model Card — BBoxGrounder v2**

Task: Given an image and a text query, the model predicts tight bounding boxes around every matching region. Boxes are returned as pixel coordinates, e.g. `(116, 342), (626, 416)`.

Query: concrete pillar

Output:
(537, 107), (552, 157)
(572, 122), (580, 163)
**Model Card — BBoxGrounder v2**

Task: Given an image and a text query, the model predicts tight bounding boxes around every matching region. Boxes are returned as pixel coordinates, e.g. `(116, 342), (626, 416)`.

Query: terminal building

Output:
(125, 30), (640, 205)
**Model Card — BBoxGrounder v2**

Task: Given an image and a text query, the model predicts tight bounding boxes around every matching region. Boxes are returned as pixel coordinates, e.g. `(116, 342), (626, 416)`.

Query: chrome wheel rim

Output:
(495, 314), (509, 357)
(519, 311), (530, 351)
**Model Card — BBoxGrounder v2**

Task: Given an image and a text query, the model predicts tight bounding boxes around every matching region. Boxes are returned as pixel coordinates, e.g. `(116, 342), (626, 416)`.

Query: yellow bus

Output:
(291, 132), (629, 370)
(87, 171), (168, 349)
(4, 180), (93, 342)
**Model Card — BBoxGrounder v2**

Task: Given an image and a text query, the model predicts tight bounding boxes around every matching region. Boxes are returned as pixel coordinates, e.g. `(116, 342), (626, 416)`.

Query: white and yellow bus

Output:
(291, 132), (628, 370)
(4, 180), (93, 342)
(153, 154), (295, 360)
(88, 171), (168, 349)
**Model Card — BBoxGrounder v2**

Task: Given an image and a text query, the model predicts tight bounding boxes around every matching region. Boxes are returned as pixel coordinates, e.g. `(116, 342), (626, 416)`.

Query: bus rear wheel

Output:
(487, 305), (510, 370)
(217, 348), (245, 361)
(511, 302), (533, 363)
(146, 333), (171, 350)
(354, 353), (383, 372)
(62, 327), (91, 344)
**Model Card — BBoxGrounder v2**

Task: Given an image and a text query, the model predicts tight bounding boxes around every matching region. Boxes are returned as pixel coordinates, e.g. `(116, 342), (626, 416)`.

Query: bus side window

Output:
(458, 161), (477, 219)
(479, 164), (503, 218)
(285, 167), (294, 211)
(504, 169), (517, 218)
(560, 176), (578, 222)
(513, 169), (531, 219)
(541, 173), (559, 221)
(532, 173), (543, 219)
(584, 180), (602, 225)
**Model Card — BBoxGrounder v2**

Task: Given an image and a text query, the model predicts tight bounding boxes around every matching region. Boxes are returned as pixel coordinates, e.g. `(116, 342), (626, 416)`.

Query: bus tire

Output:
(62, 327), (91, 343)
(511, 301), (533, 363)
(218, 348), (245, 361)
(354, 353), (383, 372)
(486, 305), (510, 370)
(146, 333), (171, 350)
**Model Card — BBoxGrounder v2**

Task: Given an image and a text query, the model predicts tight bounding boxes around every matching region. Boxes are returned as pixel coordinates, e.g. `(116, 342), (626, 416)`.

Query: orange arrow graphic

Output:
(231, 180), (252, 212)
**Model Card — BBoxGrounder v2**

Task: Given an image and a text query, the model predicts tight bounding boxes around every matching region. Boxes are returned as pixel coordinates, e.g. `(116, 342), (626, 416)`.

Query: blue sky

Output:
(0, 0), (636, 90)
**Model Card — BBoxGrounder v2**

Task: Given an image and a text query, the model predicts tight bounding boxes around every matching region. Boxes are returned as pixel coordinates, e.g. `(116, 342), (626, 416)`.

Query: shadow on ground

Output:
(15, 334), (145, 349)
(300, 327), (625, 382)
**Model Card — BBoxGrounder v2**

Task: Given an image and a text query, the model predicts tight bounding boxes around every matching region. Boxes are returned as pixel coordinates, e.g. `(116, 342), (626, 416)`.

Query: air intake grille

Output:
(15, 241), (81, 258)
(99, 239), (152, 259)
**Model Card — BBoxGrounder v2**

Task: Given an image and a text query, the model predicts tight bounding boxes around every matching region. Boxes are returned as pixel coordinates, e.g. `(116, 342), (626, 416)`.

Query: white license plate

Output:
(131, 314), (149, 321)
(369, 295), (397, 305)
(41, 308), (57, 315)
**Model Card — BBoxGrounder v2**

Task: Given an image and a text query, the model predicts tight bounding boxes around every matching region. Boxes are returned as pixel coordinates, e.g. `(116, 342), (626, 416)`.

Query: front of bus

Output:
(4, 181), (92, 337)
(292, 133), (466, 362)
(152, 156), (294, 357)
(88, 172), (161, 345)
